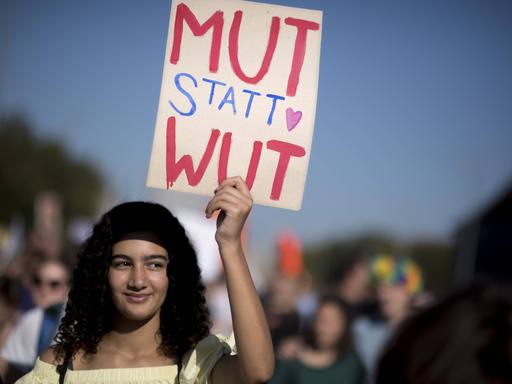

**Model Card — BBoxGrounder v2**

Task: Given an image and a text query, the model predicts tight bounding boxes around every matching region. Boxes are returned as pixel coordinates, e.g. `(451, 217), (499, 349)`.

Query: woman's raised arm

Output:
(205, 176), (275, 384)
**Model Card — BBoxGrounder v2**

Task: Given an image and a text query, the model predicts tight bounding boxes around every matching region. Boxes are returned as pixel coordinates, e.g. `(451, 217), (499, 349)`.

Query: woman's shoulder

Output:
(14, 347), (66, 383)
(180, 333), (237, 381)
(40, 346), (63, 365)
(193, 333), (236, 352)
(15, 355), (61, 384)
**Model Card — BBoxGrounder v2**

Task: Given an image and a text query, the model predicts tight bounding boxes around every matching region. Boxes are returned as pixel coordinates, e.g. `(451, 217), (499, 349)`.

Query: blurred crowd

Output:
(0, 193), (78, 382)
(260, 234), (511, 384)
(0, 194), (511, 384)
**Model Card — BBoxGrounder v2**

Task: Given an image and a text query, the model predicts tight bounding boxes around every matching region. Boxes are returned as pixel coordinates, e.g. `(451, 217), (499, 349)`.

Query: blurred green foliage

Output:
(0, 115), (103, 224)
(304, 233), (454, 294)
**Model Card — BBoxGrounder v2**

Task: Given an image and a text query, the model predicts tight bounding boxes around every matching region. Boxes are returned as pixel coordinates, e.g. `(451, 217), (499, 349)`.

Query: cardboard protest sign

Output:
(147, 0), (322, 210)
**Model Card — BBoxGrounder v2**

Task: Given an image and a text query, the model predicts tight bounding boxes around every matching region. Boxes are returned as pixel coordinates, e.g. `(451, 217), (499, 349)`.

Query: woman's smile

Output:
(124, 292), (152, 303)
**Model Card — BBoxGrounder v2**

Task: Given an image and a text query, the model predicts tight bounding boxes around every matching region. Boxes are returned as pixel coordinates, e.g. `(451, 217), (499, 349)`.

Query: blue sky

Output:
(1, 0), (511, 250)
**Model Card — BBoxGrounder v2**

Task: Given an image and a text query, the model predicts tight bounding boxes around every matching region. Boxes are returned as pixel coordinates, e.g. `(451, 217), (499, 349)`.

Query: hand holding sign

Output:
(205, 176), (252, 247)
(147, 0), (322, 210)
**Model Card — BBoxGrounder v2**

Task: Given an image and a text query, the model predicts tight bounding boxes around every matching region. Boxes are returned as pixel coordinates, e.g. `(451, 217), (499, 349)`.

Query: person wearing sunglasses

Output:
(1, 258), (71, 382)
(30, 260), (71, 310)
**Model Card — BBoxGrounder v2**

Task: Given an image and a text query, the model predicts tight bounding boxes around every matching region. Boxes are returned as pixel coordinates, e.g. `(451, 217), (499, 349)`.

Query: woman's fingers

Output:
(205, 177), (253, 245)
(205, 190), (250, 218)
(206, 177), (252, 218)
(216, 176), (251, 198)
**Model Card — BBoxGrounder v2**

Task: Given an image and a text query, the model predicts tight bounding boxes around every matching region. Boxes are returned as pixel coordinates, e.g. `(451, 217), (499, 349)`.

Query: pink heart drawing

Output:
(286, 108), (302, 132)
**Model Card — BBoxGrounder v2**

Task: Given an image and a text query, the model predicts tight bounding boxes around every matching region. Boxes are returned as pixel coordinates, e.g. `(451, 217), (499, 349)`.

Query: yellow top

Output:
(16, 334), (236, 384)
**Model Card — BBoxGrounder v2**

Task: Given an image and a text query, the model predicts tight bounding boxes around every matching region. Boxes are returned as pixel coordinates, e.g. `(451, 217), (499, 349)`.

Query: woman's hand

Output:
(205, 176), (252, 248)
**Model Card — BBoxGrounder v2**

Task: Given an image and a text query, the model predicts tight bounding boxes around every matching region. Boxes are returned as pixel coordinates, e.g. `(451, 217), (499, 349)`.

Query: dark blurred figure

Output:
(0, 277), (21, 350)
(335, 256), (375, 318)
(264, 273), (302, 352)
(264, 232), (307, 355)
(0, 257), (71, 382)
(377, 281), (512, 384)
(30, 192), (63, 260)
(271, 295), (365, 384)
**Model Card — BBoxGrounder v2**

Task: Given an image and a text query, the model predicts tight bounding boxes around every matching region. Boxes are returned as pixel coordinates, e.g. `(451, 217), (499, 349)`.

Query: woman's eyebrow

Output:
(142, 255), (169, 262)
(110, 254), (168, 262)
(111, 254), (131, 260)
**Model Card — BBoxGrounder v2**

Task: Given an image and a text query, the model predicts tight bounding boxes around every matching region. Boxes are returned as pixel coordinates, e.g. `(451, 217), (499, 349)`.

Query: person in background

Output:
(377, 281), (512, 384)
(28, 257), (71, 310)
(0, 257), (71, 382)
(335, 256), (374, 319)
(0, 277), (21, 355)
(264, 273), (302, 356)
(271, 295), (365, 384)
(352, 254), (423, 383)
(263, 231), (308, 358)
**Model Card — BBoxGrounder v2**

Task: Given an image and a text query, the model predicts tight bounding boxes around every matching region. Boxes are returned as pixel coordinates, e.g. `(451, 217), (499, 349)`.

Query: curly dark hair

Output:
(53, 201), (211, 369)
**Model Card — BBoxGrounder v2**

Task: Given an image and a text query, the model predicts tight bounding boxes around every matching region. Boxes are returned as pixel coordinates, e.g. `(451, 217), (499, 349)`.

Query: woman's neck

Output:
(102, 312), (162, 358)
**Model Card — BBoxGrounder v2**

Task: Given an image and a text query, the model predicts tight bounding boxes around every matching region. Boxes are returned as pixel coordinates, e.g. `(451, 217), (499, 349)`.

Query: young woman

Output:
(16, 177), (274, 384)
(271, 296), (365, 384)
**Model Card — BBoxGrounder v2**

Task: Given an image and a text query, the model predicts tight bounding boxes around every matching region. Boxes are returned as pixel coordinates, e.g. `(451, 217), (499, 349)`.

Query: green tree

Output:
(0, 115), (103, 224)
(304, 233), (454, 294)
(304, 233), (397, 288)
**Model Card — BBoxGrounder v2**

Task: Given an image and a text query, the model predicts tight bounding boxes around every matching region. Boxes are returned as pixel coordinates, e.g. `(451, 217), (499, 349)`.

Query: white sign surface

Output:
(147, 0), (322, 210)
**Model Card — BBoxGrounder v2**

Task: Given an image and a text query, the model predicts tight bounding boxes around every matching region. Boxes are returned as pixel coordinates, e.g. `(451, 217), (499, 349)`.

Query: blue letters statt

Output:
(169, 72), (285, 125)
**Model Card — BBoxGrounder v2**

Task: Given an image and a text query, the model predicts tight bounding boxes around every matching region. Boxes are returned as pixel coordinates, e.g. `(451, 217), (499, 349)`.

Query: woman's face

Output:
(313, 302), (346, 350)
(109, 233), (169, 322)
